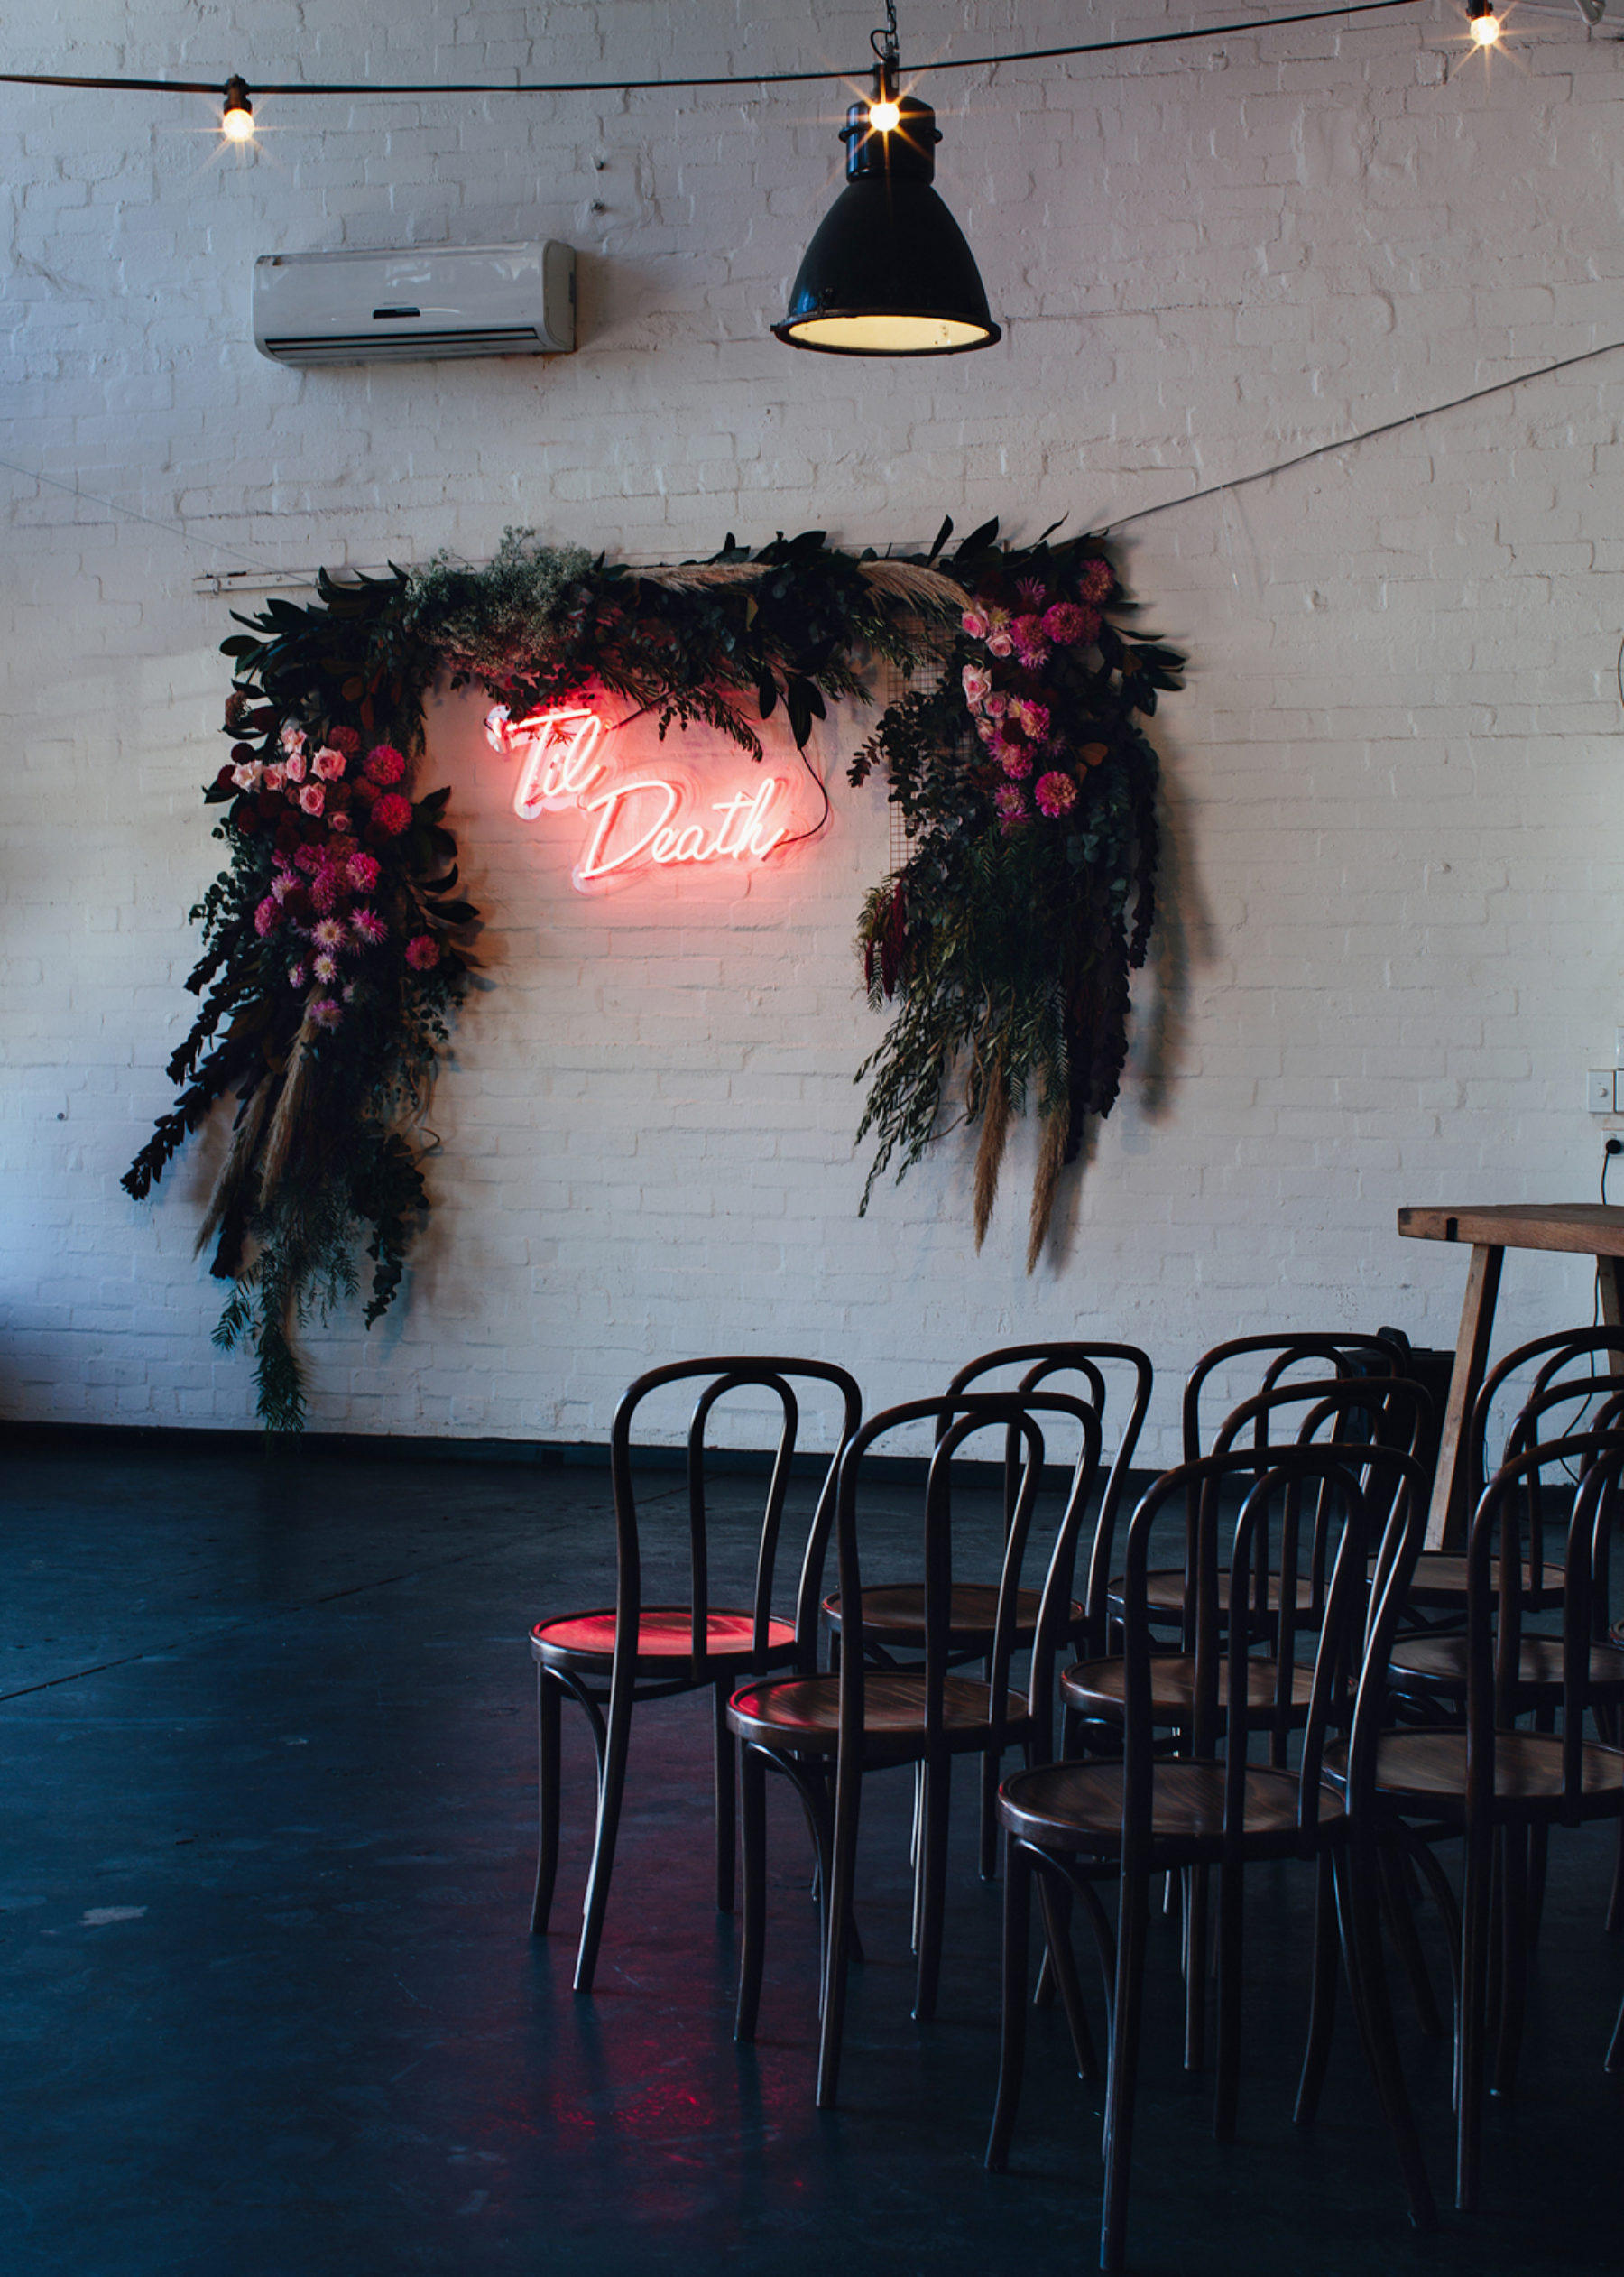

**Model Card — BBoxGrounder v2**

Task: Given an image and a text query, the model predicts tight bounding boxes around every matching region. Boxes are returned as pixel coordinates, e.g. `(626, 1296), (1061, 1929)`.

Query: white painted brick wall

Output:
(4, 0), (1624, 1463)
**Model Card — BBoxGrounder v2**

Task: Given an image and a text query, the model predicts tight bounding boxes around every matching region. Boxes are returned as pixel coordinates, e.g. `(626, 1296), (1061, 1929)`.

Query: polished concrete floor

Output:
(4, 1437), (1622, 2276)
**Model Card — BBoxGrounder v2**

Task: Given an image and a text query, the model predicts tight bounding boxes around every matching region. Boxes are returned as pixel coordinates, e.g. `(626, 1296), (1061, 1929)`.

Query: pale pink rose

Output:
(960, 609), (991, 640)
(313, 745), (347, 782)
(961, 664), (992, 709)
(231, 763), (261, 790)
(983, 690), (1010, 719)
(298, 783), (326, 816)
(986, 630), (1014, 659)
(263, 764), (285, 791)
(328, 808), (354, 833)
(279, 725), (307, 756)
(282, 752), (307, 784)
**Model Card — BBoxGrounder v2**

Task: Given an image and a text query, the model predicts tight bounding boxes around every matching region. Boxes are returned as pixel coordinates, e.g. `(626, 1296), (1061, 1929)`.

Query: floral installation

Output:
(126, 524), (1182, 1428)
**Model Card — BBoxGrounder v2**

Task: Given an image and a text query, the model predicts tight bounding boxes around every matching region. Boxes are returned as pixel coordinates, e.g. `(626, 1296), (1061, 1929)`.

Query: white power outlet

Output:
(1589, 1069), (1617, 1113)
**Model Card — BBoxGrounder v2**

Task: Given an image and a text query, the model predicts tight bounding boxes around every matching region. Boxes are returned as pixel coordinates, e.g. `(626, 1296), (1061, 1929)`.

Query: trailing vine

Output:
(125, 523), (1183, 1429)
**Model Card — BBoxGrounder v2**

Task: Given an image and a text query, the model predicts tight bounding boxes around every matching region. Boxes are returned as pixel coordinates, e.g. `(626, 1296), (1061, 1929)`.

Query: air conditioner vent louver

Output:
(253, 243), (575, 366)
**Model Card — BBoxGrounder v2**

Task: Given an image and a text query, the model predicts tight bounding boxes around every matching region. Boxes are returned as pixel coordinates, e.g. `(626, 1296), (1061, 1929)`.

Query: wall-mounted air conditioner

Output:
(253, 241), (576, 366)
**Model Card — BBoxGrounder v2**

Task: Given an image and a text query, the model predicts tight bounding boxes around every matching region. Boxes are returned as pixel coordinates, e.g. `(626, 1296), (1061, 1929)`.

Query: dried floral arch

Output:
(125, 523), (1184, 1429)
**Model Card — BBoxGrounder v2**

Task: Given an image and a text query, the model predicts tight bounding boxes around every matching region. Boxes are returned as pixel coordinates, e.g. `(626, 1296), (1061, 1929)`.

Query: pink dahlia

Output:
(996, 738), (1034, 781)
(346, 851), (381, 892)
(1079, 558), (1113, 604)
(293, 843), (324, 875)
(287, 962), (308, 990)
(1010, 615), (1052, 669)
(372, 792), (412, 836)
(312, 952), (339, 984)
(404, 933), (441, 972)
(310, 869), (341, 915)
(1012, 699), (1051, 743)
(364, 743), (406, 786)
(298, 783), (326, 817)
(313, 745), (347, 782)
(993, 783), (1029, 828)
(310, 916), (346, 951)
(309, 996), (343, 1030)
(1035, 770), (1079, 818)
(1042, 601), (1094, 645)
(327, 725), (361, 755)
(1017, 576), (1047, 606)
(254, 896), (281, 938)
(351, 907), (388, 948)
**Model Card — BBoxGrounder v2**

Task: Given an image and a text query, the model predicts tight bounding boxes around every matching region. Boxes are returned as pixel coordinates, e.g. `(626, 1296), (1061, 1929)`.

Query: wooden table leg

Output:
(1425, 1243), (1504, 1555)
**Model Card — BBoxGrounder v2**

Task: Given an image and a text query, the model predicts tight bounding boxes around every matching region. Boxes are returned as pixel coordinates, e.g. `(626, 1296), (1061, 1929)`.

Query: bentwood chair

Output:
(527, 1357), (863, 1992)
(1353, 1429), (1624, 2211)
(988, 1440), (1435, 2273)
(729, 1391), (1104, 2106)
(821, 1343), (1153, 1874)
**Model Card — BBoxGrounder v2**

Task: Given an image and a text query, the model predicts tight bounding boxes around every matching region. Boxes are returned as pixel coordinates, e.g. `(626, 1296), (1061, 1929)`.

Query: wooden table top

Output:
(1397, 1203), (1624, 1258)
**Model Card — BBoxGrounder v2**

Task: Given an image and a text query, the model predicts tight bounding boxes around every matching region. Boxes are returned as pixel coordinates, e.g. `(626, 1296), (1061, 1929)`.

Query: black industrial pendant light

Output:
(773, 4), (1001, 357)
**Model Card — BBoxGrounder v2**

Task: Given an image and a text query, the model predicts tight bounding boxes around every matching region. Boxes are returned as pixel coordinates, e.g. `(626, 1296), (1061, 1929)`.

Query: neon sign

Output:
(484, 705), (798, 892)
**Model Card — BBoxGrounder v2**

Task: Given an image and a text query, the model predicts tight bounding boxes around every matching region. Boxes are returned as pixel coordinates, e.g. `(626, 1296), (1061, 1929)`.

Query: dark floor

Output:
(4, 1439), (1622, 2277)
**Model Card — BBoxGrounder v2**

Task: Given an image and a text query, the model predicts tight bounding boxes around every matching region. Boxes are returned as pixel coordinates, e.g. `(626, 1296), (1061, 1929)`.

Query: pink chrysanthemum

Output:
(312, 952), (340, 984)
(313, 745), (347, 782)
(310, 871), (340, 914)
(993, 784), (1029, 829)
(1042, 601), (1093, 645)
(1012, 699), (1050, 743)
(1034, 770), (1079, 818)
(351, 907), (388, 948)
(287, 962), (308, 989)
(1079, 558), (1112, 604)
(309, 996), (343, 1030)
(997, 739), (1034, 781)
(310, 916), (346, 951)
(298, 783), (326, 817)
(365, 743), (406, 786)
(1017, 577), (1047, 606)
(293, 845), (324, 875)
(404, 934), (441, 972)
(346, 851), (381, 892)
(254, 896), (281, 937)
(371, 791), (412, 835)
(327, 725), (361, 755)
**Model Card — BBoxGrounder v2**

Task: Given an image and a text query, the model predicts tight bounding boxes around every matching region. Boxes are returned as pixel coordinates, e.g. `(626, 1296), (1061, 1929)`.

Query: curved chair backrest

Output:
(834, 1392), (1105, 1765)
(1469, 1328), (1624, 1597)
(1181, 1333), (1411, 1466)
(1464, 1428), (1624, 1820)
(1118, 1441), (1427, 1856)
(943, 1342), (1155, 1656)
(1200, 1375), (1435, 1643)
(608, 1357), (864, 1687)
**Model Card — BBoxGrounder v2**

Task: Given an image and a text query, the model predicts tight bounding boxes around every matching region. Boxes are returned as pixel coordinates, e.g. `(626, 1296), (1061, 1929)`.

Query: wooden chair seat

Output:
(1326, 1728), (1624, 1819)
(1118, 1568), (1306, 1621)
(820, 1580), (1079, 1652)
(729, 1669), (1028, 1762)
(1400, 1552), (1565, 1612)
(1062, 1650), (1317, 1726)
(1389, 1630), (1624, 1699)
(1000, 1755), (1343, 1865)
(531, 1606), (798, 1676)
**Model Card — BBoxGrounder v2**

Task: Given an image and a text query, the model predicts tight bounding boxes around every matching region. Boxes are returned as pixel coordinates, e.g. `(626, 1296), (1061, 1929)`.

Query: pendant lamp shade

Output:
(774, 91), (1001, 356)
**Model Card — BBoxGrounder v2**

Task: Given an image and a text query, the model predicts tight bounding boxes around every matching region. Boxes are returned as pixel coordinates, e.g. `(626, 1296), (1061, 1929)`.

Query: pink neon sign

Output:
(484, 704), (798, 892)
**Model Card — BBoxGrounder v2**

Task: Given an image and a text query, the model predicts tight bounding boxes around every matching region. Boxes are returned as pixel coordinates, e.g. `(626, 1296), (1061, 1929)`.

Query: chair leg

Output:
(817, 1752), (863, 2109)
(734, 1745), (768, 2042)
(1378, 1842), (1444, 2040)
(1456, 1819), (1494, 2213)
(986, 1837), (1035, 2171)
(1608, 1812), (1624, 1937)
(1036, 1869), (1102, 2081)
(574, 1676), (635, 1995)
(914, 1753), (952, 2022)
(713, 1679), (736, 1915)
(1334, 1839), (1438, 2232)
(1492, 1822), (1528, 2098)
(530, 1667), (563, 1936)
(1183, 1865), (1209, 2072)
(1101, 1866), (1150, 2275)
(1295, 1848), (1339, 2124)
(1607, 1986), (1624, 2075)
(1213, 1854), (1244, 2143)
(980, 1736), (1002, 1881)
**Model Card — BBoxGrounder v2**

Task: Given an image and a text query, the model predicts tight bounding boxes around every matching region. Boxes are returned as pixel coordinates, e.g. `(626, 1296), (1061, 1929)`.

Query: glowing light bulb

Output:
(221, 76), (254, 140)
(1469, 2), (1500, 42)
(867, 97), (902, 132)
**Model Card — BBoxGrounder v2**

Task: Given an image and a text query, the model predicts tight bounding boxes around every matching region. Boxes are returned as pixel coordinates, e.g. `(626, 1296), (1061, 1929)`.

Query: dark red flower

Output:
(372, 791), (411, 835)
(327, 725), (362, 755)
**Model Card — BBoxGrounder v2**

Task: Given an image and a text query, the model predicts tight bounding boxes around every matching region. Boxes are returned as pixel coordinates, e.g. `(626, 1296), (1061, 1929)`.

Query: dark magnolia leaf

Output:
(425, 897), (479, 926)
(957, 517), (1001, 557)
(219, 635), (261, 660)
(757, 676), (778, 720)
(418, 786), (452, 819)
(927, 514), (954, 562)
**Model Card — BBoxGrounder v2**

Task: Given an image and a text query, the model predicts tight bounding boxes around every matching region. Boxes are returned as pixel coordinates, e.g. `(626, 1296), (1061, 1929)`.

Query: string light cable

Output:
(0, 0), (1589, 116)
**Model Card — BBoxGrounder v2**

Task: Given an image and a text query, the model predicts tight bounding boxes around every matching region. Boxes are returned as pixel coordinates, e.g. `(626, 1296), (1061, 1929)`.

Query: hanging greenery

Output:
(125, 523), (1183, 1429)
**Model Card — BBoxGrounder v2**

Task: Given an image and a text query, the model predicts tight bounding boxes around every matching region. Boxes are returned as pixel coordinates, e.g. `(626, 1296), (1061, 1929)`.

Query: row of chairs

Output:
(523, 1331), (1624, 2272)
